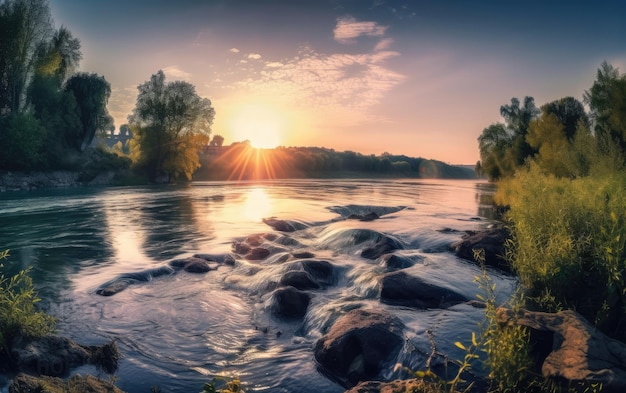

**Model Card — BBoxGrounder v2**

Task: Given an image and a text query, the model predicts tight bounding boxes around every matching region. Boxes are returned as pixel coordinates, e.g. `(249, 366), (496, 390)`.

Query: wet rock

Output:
(378, 254), (415, 270)
(233, 242), (251, 255)
(9, 336), (119, 377)
(452, 227), (511, 272)
(9, 373), (125, 393)
(96, 278), (133, 296)
(314, 308), (405, 388)
(299, 259), (335, 282)
(262, 217), (309, 232)
(96, 265), (176, 296)
(379, 271), (468, 308)
(279, 271), (320, 290)
(347, 212), (380, 221)
(184, 258), (213, 273)
(269, 286), (311, 319)
(361, 235), (404, 260)
(292, 251), (316, 259)
(246, 247), (271, 260)
(497, 308), (626, 392)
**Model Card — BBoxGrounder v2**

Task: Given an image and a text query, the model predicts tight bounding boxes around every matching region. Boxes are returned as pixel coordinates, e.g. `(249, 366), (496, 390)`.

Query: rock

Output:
(379, 271), (468, 308)
(9, 336), (119, 377)
(452, 227), (511, 272)
(279, 271), (320, 290)
(314, 308), (405, 387)
(96, 278), (133, 296)
(245, 247), (270, 260)
(268, 286), (311, 319)
(299, 259), (335, 283)
(347, 212), (380, 221)
(262, 217), (309, 232)
(378, 254), (415, 270)
(183, 258), (213, 273)
(292, 251), (316, 259)
(361, 235), (404, 260)
(496, 308), (626, 392)
(9, 373), (125, 393)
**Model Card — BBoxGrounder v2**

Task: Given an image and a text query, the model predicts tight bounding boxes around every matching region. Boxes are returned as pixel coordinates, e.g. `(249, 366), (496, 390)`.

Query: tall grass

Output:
(495, 164), (626, 338)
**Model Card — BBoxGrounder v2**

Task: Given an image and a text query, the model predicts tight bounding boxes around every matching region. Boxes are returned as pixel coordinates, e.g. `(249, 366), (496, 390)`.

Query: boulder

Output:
(452, 227), (511, 272)
(314, 308), (405, 387)
(378, 254), (415, 270)
(496, 308), (626, 392)
(361, 235), (404, 260)
(268, 286), (311, 319)
(379, 271), (468, 308)
(9, 336), (119, 377)
(9, 373), (125, 393)
(246, 247), (271, 260)
(262, 217), (309, 232)
(279, 271), (320, 290)
(299, 259), (335, 282)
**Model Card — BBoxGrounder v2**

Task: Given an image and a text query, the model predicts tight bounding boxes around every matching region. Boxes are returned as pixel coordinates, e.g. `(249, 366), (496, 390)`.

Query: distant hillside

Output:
(194, 144), (478, 181)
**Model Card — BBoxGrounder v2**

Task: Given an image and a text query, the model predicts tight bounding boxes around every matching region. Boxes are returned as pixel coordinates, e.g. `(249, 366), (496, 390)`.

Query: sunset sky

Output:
(50, 0), (625, 164)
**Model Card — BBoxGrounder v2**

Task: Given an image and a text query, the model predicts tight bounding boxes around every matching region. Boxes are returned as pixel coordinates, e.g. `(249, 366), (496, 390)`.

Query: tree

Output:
(540, 96), (588, 140)
(0, 0), (54, 114)
(209, 134), (224, 147)
(499, 96), (540, 166)
(65, 73), (113, 151)
(584, 61), (626, 151)
(129, 70), (215, 181)
(477, 123), (512, 180)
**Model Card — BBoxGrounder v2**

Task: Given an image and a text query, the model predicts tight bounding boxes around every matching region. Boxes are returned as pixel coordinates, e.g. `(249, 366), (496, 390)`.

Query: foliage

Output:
(201, 377), (244, 393)
(0, 250), (56, 351)
(65, 72), (113, 151)
(496, 166), (626, 339)
(129, 70), (215, 181)
(0, 111), (47, 169)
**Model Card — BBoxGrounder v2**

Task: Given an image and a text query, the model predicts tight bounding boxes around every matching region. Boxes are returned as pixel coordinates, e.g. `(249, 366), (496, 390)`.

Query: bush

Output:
(0, 250), (56, 351)
(495, 165), (626, 339)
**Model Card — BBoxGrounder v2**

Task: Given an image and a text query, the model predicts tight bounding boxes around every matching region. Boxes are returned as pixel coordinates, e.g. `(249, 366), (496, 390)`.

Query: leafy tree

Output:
(210, 134), (224, 147)
(0, 112), (46, 169)
(584, 61), (626, 152)
(540, 96), (588, 140)
(0, 0), (54, 114)
(129, 70), (215, 181)
(477, 123), (512, 180)
(499, 96), (540, 165)
(65, 73), (113, 151)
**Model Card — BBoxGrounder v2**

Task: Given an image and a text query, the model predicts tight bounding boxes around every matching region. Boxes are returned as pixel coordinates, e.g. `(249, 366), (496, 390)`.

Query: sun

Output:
(230, 104), (285, 149)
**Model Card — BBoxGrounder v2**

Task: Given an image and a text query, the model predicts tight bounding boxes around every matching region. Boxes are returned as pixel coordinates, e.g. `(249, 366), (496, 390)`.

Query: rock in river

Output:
(379, 271), (468, 308)
(314, 308), (405, 388)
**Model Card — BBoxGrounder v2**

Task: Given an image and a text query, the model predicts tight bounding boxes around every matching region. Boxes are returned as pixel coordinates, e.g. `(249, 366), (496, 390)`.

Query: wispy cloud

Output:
(229, 48), (240, 53)
(163, 65), (192, 81)
(248, 53), (262, 60)
(334, 16), (387, 44)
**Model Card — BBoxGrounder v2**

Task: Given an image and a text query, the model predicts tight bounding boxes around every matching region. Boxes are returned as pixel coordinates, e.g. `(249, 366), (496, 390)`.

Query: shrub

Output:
(0, 250), (56, 351)
(495, 165), (626, 339)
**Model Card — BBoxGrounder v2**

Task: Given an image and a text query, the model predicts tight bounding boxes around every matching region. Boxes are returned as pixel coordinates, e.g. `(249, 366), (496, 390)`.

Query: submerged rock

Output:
(9, 336), (119, 377)
(361, 235), (404, 260)
(96, 265), (176, 296)
(279, 271), (321, 290)
(9, 373), (125, 393)
(452, 227), (511, 272)
(497, 308), (626, 392)
(263, 217), (309, 232)
(379, 271), (468, 308)
(268, 286), (311, 319)
(378, 254), (416, 270)
(314, 308), (405, 388)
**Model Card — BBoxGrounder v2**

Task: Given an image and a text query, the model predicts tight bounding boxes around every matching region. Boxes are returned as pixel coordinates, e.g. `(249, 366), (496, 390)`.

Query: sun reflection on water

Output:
(242, 187), (272, 222)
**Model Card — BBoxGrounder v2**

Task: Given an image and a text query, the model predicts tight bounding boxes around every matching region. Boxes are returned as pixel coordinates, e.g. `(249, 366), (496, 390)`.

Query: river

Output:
(0, 179), (516, 392)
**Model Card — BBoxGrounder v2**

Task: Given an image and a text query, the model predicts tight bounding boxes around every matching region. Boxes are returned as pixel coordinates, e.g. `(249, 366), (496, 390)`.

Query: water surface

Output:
(0, 179), (514, 392)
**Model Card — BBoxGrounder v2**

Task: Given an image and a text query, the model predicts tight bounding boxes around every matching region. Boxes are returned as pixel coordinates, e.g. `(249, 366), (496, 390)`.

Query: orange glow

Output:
(211, 143), (293, 181)
(229, 104), (284, 149)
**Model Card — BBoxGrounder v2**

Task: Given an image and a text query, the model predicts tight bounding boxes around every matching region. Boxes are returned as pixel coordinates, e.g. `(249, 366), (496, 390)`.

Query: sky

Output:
(50, 0), (626, 164)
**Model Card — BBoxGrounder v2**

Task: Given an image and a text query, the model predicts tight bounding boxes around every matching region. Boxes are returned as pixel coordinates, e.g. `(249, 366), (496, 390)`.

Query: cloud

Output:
(109, 85), (138, 127)
(162, 65), (192, 81)
(334, 16), (387, 44)
(248, 53), (262, 60)
(374, 38), (394, 51)
(229, 48), (240, 53)
(234, 46), (405, 118)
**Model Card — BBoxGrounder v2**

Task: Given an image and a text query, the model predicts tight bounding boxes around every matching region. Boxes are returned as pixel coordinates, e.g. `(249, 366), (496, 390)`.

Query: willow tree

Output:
(129, 70), (215, 182)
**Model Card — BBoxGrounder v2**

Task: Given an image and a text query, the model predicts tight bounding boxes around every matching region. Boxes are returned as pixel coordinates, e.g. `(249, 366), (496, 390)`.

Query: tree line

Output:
(477, 61), (626, 180)
(194, 143), (474, 180)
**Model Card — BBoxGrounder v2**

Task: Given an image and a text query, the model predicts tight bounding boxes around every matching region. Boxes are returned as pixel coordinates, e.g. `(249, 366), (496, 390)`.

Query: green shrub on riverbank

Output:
(0, 250), (56, 351)
(495, 166), (626, 339)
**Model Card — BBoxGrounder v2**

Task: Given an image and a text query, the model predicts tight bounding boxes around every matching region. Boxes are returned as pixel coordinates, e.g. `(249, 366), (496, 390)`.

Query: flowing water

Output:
(0, 179), (516, 392)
